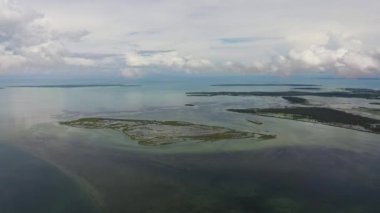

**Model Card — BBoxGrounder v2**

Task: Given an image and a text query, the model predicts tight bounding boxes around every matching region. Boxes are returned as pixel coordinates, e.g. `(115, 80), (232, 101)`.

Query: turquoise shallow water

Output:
(0, 77), (380, 213)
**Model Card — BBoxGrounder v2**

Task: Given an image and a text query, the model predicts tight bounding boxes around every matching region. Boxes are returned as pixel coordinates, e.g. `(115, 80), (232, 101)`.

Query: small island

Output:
(10, 84), (140, 88)
(60, 118), (275, 145)
(292, 87), (321, 90)
(282, 96), (309, 105)
(247, 119), (263, 125)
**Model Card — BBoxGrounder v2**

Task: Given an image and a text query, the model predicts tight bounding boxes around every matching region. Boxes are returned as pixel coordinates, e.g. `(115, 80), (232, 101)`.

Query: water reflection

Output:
(0, 80), (379, 212)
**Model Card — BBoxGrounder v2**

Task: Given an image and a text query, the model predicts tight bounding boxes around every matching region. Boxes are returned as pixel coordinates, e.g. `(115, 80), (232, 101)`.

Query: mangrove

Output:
(60, 118), (275, 145)
(228, 107), (380, 134)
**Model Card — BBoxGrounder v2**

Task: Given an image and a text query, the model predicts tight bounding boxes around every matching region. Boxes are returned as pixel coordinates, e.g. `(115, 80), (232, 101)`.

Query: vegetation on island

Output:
(292, 87), (321, 90)
(60, 118), (275, 145)
(211, 84), (319, 87)
(247, 119), (263, 125)
(228, 107), (380, 134)
(282, 96), (309, 105)
(187, 90), (380, 99)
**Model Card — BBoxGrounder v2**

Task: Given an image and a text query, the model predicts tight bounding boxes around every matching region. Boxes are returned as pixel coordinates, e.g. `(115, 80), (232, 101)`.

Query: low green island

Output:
(211, 84), (319, 87)
(247, 119), (263, 125)
(292, 87), (321, 90)
(60, 118), (275, 145)
(187, 89), (380, 99)
(282, 96), (309, 105)
(228, 107), (380, 134)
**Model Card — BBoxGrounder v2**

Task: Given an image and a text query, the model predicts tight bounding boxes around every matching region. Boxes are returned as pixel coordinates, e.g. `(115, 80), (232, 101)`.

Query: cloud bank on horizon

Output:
(1, 0), (380, 78)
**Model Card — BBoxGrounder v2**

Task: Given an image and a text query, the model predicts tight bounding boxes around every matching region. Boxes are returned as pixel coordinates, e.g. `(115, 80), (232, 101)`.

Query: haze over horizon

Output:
(1, 0), (380, 79)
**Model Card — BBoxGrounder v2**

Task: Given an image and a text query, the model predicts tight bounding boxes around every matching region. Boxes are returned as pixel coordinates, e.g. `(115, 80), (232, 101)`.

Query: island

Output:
(211, 84), (319, 87)
(186, 90), (380, 99)
(282, 96), (309, 105)
(228, 107), (380, 134)
(292, 87), (321, 90)
(10, 84), (140, 88)
(247, 119), (263, 125)
(60, 118), (276, 145)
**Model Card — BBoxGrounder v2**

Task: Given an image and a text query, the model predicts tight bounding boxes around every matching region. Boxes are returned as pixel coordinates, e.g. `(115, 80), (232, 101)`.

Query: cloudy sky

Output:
(1, 0), (380, 78)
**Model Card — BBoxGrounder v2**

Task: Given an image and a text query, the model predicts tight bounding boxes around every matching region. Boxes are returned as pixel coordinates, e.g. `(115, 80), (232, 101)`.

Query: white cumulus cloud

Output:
(121, 34), (380, 78)
(125, 51), (212, 68)
(123, 50), (213, 77)
(267, 34), (380, 77)
(2, 1), (380, 78)
(0, 0), (101, 73)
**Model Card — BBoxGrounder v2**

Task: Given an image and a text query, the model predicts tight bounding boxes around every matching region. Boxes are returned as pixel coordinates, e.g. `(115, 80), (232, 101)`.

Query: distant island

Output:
(292, 87), (321, 90)
(228, 107), (380, 134)
(282, 96), (309, 105)
(211, 84), (319, 87)
(10, 84), (140, 88)
(187, 89), (380, 99)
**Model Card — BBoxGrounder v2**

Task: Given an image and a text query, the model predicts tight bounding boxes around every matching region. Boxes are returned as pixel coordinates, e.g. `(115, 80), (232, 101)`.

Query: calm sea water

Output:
(0, 77), (380, 213)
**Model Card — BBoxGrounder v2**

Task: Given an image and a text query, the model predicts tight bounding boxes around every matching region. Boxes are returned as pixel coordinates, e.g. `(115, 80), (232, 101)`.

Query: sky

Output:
(1, 0), (380, 79)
